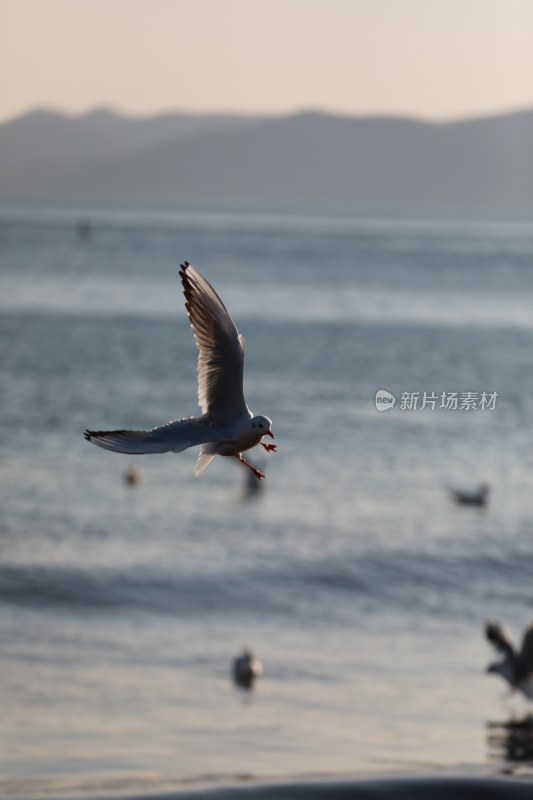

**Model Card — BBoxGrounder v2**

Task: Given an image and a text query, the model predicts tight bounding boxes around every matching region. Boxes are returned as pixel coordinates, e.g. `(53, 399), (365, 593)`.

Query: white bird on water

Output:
(84, 262), (276, 480)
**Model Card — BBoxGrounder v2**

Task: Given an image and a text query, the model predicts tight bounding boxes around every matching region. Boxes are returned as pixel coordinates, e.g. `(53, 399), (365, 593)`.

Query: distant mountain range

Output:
(1, 107), (532, 218)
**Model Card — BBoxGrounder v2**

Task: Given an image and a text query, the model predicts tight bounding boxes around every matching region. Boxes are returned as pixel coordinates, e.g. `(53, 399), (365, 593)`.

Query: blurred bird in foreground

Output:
(85, 262), (276, 480)
(485, 620), (533, 699)
(232, 648), (263, 690)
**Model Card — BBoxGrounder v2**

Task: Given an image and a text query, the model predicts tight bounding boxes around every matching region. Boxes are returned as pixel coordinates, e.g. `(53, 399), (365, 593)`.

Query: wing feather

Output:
(84, 417), (214, 455)
(485, 620), (516, 658)
(180, 262), (248, 421)
(516, 623), (533, 682)
(194, 452), (215, 476)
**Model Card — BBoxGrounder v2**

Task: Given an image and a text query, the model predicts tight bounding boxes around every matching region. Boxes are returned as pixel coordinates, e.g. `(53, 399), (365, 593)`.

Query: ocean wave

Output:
(2, 275), (532, 329)
(1, 545), (531, 620)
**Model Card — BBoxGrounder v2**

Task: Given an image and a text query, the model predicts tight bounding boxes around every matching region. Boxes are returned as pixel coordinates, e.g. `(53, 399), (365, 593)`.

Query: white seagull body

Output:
(84, 262), (276, 479)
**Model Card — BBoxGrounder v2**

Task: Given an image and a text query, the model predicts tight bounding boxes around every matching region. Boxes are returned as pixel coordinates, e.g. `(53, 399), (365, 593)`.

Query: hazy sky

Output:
(1, 0), (532, 122)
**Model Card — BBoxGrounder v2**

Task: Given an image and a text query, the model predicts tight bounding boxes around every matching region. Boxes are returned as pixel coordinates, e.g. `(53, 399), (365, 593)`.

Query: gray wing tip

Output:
(180, 261), (194, 294)
(180, 262), (200, 310)
(84, 428), (128, 441)
(485, 620), (515, 655)
(485, 619), (500, 638)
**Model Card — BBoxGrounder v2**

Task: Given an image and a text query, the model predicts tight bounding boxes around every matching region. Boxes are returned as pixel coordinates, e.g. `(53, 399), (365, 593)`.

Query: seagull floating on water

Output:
(449, 482), (490, 508)
(232, 648), (263, 689)
(85, 262), (276, 480)
(485, 620), (533, 700)
(124, 463), (142, 486)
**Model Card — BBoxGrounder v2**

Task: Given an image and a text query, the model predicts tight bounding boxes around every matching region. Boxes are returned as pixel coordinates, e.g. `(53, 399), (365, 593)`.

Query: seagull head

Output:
(251, 415), (274, 439)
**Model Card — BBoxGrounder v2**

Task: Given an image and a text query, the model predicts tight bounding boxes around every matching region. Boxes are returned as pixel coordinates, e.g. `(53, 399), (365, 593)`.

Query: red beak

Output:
(266, 430), (275, 439)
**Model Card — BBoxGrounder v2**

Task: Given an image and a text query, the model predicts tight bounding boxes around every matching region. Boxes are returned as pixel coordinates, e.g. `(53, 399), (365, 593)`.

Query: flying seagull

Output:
(84, 262), (276, 480)
(485, 620), (533, 699)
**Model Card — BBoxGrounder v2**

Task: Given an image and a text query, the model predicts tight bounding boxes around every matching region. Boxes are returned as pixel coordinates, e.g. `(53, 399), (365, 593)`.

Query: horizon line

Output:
(1, 101), (533, 127)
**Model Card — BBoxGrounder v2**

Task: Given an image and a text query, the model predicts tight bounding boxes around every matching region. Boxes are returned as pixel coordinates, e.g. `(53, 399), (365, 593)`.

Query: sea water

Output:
(1, 208), (533, 797)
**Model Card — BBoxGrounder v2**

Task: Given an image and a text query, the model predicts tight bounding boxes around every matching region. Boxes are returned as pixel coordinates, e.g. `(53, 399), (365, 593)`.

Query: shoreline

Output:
(4, 768), (533, 800)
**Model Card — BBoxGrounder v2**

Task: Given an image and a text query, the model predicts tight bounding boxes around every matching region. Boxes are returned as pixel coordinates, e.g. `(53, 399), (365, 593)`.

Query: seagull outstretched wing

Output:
(84, 417), (216, 455)
(180, 262), (249, 422)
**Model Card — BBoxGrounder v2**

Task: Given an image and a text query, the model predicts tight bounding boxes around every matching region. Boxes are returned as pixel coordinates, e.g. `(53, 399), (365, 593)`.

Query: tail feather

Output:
(194, 452), (215, 476)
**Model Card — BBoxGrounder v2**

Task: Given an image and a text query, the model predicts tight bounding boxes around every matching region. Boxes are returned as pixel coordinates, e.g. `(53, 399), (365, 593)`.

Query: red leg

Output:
(238, 454), (265, 480)
(261, 442), (277, 453)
